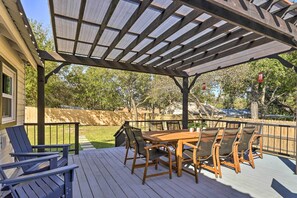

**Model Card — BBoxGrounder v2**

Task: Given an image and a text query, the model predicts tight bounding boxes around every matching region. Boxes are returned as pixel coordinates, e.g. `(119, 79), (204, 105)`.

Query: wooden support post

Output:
(37, 65), (45, 146)
(182, 77), (189, 129)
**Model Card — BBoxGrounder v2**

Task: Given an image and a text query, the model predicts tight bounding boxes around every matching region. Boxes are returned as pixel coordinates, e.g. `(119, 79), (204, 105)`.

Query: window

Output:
(2, 65), (16, 123)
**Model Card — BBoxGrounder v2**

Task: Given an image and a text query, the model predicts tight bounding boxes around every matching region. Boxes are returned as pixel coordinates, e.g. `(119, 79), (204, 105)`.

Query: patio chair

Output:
(6, 125), (70, 175)
(123, 125), (141, 165)
(149, 121), (164, 131)
(131, 129), (172, 184)
(0, 155), (78, 198)
(166, 121), (181, 130)
(236, 126), (256, 172)
(216, 128), (241, 177)
(246, 123), (263, 159)
(182, 128), (220, 183)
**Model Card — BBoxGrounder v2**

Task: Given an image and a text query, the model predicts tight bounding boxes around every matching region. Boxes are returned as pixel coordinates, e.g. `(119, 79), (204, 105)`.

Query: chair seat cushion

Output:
(12, 175), (64, 198)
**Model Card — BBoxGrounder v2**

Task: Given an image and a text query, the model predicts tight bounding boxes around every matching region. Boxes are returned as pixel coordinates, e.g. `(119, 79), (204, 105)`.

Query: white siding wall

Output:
(0, 34), (26, 169)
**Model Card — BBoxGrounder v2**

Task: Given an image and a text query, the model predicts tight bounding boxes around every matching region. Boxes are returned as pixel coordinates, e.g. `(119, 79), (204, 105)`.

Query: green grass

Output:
(80, 126), (120, 148)
(26, 125), (120, 150)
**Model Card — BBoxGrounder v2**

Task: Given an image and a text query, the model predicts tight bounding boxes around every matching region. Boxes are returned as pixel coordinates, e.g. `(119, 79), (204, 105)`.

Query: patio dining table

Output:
(142, 130), (199, 177)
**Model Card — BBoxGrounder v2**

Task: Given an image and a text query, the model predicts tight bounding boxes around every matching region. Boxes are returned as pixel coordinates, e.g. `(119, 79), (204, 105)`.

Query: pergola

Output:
(2, 0), (297, 171)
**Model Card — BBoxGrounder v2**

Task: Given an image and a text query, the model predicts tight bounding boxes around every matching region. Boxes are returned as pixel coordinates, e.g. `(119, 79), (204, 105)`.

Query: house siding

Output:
(0, 34), (26, 172)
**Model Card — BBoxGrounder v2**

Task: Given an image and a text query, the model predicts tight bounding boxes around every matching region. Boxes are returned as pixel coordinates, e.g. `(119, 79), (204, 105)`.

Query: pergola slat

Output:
(178, 37), (272, 71)
(100, 0), (152, 59)
(180, 0), (297, 48)
(113, 1), (182, 61)
(144, 23), (234, 66)
(87, 0), (120, 57)
(126, 9), (204, 63)
(38, 50), (187, 77)
(160, 28), (254, 69)
(72, 0), (86, 54)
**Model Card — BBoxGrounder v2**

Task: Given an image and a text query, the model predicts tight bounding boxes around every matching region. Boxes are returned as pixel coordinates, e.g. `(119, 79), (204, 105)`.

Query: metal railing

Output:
(115, 119), (296, 158)
(24, 122), (80, 154)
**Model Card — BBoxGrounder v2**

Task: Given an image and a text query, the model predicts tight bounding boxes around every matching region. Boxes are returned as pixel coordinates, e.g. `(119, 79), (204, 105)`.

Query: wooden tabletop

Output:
(143, 130), (199, 143)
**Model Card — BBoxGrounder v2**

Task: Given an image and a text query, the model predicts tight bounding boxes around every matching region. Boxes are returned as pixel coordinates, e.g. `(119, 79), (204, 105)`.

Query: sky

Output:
(21, 0), (51, 29)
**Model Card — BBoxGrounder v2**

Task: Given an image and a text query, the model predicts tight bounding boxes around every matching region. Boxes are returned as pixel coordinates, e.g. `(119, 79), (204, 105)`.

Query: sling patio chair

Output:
(246, 123), (264, 159)
(131, 129), (172, 184)
(182, 128), (220, 183)
(123, 125), (141, 166)
(236, 126), (256, 172)
(6, 125), (70, 175)
(148, 121), (164, 131)
(166, 120), (181, 130)
(216, 128), (241, 178)
(0, 155), (78, 198)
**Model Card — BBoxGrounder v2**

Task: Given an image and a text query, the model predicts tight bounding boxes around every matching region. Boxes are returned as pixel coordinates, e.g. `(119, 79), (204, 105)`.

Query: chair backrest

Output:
(196, 128), (219, 158)
(226, 121), (241, 129)
(218, 128), (240, 156)
(167, 121), (181, 130)
(6, 125), (33, 171)
(131, 128), (146, 156)
(149, 121), (163, 131)
(238, 126), (256, 152)
(245, 123), (263, 134)
(6, 125), (33, 156)
(124, 125), (137, 149)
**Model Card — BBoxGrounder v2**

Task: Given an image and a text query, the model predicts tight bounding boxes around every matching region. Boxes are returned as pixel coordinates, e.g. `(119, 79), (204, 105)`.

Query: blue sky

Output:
(21, 0), (51, 28)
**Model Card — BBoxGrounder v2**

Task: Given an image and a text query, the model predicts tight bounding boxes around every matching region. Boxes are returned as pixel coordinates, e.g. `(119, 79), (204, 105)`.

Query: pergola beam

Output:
(179, 0), (297, 48)
(145, 23), (235, 67)
(178, 37), (271, 71)
(114, 1), (182, 61)
(38, 50), (187, 77)
(160, 28), (252, 69)
(87, 0), (120, 57)
(127, 10), (204, 63)
(269, 55), (297, 72)
(138, 15), (221, 65)
(100, 0), (152, 59)
(170, 34), (269, 70)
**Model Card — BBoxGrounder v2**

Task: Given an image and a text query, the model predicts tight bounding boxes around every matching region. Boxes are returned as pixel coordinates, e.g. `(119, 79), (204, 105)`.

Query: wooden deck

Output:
(69, 147), (297, 198)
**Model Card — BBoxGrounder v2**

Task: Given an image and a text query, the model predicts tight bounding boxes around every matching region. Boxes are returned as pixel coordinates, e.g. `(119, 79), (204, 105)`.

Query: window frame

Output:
(0, 57), (17, 128)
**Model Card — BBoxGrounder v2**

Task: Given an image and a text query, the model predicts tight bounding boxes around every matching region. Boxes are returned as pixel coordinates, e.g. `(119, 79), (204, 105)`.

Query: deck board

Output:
(69, 147), (297, 198)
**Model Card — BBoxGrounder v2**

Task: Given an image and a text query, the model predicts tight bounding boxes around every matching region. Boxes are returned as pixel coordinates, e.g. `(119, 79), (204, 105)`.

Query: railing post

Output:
(75, 123), (79, 155)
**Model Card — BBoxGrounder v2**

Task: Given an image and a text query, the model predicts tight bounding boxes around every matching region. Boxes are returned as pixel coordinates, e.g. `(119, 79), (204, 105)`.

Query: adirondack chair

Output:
(6, 125), (70, 174)
(0, 155), (78, 198)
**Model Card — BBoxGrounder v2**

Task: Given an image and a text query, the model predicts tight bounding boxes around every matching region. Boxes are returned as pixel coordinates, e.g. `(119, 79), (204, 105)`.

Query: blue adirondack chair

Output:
(0, 155), (78, 198)
(6, 125), (70, 174)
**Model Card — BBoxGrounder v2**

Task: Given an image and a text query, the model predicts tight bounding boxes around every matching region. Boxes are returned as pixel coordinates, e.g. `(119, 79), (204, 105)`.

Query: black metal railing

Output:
(24, 122), (80, 154)
(115, 119), (296, 158)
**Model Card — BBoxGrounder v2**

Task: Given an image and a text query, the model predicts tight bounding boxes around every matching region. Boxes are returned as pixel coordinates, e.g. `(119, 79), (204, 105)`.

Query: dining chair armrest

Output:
(0, 155), (59, 170)
(144, 144), (168, 150)
(183, 142), (197, 149)
(0, 164), (79, 186)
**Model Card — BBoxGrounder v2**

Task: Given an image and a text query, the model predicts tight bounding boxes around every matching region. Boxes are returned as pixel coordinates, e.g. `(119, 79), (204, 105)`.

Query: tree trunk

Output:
(131, 98), (138, 121)
(251, 102), (258, 119)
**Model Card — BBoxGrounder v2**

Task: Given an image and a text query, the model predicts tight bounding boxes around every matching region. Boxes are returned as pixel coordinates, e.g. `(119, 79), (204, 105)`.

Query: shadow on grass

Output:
(271, 178), (297, 198)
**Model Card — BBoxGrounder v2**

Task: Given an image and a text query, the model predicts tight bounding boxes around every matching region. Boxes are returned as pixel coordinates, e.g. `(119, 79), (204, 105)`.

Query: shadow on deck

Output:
(69, 147), (297, 198)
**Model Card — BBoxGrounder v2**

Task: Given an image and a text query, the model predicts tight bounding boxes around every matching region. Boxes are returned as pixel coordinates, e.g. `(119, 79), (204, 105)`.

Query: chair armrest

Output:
(32, 144), (70, 149)
(0, 155), (59, 170)
(183, 142), (197, 149)
(10, 152), (59, 157)
(0, 164), (79, 186)
(144, 144), (167, 149)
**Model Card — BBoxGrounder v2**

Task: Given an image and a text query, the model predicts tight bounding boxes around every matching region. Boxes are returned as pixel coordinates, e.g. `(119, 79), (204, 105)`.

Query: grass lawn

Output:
(26, 125), (120, 150)
(80, 126), (120, 149)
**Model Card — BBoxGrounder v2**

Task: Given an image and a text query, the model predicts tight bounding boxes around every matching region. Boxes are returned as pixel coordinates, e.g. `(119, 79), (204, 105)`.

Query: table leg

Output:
(177, 140), (183, 177)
